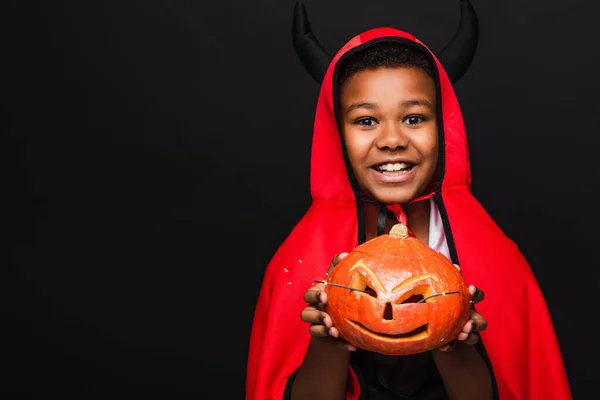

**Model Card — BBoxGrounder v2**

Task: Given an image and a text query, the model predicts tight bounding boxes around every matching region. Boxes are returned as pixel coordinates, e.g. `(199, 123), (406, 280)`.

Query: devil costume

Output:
(246, 1), (572, 399)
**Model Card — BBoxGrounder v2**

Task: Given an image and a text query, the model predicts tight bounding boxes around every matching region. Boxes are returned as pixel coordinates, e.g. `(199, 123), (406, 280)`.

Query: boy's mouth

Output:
(374, 162), (415, 175)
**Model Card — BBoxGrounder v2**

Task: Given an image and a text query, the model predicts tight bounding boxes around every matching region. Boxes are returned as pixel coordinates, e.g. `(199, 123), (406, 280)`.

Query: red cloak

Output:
(246, 28), (571, 400)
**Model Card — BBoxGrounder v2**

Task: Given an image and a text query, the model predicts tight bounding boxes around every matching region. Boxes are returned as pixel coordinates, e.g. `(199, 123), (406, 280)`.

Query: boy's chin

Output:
(366, 182), (433, 206)
(368, 191), (416, 206)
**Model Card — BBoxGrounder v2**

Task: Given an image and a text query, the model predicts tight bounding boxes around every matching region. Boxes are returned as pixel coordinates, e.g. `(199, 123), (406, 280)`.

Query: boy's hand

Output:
(300, 253), (357, 352)
(438, 264), (488, 352)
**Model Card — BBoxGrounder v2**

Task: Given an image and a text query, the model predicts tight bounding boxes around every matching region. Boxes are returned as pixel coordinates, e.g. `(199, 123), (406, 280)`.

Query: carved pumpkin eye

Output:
(349, 272), (378, 297)
(401, 294), (425, 304)
(396, 285), (433, 304)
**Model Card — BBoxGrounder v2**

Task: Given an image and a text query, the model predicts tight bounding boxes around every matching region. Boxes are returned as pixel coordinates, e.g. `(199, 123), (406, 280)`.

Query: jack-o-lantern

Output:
(325, 223), (470, 356)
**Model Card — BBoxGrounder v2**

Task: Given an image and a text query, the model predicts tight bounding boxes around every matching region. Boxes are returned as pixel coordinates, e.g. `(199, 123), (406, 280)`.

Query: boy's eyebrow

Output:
(346, 102), (376, 113)
(401, 99), (434, 109)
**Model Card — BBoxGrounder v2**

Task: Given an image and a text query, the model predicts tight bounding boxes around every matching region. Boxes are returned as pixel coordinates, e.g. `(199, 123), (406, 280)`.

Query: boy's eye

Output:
(404, 116), (424, 125)
(356, 118), (377, 126)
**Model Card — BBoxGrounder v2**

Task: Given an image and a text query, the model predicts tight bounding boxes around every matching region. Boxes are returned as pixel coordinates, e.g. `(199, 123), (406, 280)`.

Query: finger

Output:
(460, 320), (474, 336)
(328, 326), (340, 338)
(309, 323), (330, 337)
(453, 263), (461, 272)
(319, 290), (328, 305)
(469, 313), (488, 332)
(301, 307), (328, 325)
(304, 285), (324, 304)
(464, 331), (480, 345)
(328, 328), (357, 352)
(469, 285), (485, 304)
(457, 320), (481, 344)
(438, 340), (457, 352)
(334, 252), (349, 264)
(327, 252), (349, 275)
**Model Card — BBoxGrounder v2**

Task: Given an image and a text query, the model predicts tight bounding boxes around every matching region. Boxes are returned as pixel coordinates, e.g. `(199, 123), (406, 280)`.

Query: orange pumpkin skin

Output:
(325, 224), (470, 356)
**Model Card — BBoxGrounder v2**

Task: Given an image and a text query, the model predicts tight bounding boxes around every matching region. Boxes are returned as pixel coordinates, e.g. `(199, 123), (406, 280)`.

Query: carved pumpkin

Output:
(325, 223), (470, 356)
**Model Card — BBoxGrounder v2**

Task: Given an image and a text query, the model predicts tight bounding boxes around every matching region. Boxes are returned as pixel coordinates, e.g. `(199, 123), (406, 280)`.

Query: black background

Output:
(3, 0), (599, 398)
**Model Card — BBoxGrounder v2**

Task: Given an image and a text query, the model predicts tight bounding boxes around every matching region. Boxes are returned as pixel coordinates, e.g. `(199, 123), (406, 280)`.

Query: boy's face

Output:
(339, 66), (438, 205)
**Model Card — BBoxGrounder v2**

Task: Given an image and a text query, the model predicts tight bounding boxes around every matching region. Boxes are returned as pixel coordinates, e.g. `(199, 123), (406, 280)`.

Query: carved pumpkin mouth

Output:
(346, 319), (429, 340)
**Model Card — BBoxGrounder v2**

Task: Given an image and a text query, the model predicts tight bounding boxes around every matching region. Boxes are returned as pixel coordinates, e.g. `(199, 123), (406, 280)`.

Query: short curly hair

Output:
(338, 41), (435, 87)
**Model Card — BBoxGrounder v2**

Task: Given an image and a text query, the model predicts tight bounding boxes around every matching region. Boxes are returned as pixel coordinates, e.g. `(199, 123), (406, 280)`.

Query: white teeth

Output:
(378, 162), (411, 171)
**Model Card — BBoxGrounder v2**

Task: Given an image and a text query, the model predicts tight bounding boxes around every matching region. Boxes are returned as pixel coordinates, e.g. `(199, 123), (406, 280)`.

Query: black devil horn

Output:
(437, 0), (479, 83)
(292, 1), (332, 84)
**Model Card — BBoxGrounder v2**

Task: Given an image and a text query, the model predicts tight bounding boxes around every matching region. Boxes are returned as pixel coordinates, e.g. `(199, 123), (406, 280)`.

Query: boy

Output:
(247, 2), (571, 399)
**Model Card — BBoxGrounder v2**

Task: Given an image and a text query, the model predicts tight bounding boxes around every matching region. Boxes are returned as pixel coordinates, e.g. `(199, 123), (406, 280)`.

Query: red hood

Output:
(310, 28), (470, 204)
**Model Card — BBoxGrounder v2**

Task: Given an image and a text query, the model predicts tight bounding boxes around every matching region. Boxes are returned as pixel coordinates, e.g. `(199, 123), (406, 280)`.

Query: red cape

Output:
(246, 28), (571, 400)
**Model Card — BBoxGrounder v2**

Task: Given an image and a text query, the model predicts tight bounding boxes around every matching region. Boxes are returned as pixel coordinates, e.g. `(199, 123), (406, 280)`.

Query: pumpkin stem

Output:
(389, 223), (409, 238)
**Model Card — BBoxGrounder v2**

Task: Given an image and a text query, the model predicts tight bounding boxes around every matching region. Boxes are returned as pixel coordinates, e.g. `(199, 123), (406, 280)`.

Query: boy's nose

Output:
(376, 123), (409, 150)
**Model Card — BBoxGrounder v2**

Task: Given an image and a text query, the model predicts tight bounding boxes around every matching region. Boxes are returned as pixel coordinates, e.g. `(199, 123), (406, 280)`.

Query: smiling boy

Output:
(246, 2), (572, 399)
